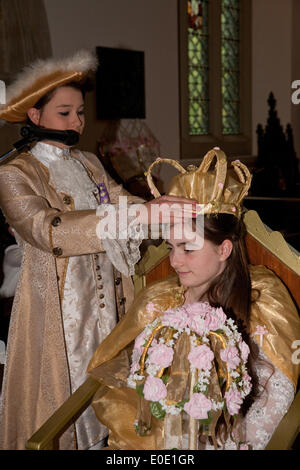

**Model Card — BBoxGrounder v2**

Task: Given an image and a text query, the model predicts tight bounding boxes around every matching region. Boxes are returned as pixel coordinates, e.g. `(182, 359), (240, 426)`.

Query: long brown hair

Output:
(200, 213), (260, 415)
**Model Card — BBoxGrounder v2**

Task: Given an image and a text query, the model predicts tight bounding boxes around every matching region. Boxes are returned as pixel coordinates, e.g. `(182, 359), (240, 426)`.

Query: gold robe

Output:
(0, 147), (142, 450)
(87, 266), (300, 450)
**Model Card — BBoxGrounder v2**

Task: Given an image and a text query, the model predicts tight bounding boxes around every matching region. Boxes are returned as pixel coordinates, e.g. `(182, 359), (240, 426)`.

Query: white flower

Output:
(230, 371), (240, 379)
(146, 363), (161, 376)
(127, 378), (136, 389)
(160, 400), (182, 416)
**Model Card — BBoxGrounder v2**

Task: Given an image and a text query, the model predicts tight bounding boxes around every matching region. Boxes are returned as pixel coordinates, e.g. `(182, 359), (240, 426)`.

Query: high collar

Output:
(31, 141), (72, 168)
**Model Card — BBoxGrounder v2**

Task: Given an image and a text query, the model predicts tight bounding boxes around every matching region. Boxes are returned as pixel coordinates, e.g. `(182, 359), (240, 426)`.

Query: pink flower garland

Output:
(128, 301), (253, 432)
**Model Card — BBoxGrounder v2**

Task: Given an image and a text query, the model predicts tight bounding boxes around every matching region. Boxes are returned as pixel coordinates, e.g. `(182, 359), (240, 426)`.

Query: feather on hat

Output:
(0, 50), (98, 123)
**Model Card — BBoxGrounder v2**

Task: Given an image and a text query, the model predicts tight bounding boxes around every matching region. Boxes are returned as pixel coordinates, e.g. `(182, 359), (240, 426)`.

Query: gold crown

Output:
(145, 148), (252, 218)
(0, 50), (98, 123)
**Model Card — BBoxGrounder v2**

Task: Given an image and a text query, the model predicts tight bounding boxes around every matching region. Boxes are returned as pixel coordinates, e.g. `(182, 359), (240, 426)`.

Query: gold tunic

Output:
(0, 146), (141, 450)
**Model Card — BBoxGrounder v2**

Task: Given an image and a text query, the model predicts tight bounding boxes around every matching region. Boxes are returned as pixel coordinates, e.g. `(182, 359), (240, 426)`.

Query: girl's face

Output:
(27, 86), (85, 147)
(166, 224), (232, 299)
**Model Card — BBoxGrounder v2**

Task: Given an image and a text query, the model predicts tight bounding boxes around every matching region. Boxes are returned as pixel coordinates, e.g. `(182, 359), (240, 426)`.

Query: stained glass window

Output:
(187, 0), (209, 135)
(221, 0), (240, 134)
(186, 0), (241, 136)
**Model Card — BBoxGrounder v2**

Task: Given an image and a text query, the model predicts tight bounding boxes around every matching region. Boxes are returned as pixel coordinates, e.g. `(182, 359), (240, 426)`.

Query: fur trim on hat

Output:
(5, 49), (98, 104)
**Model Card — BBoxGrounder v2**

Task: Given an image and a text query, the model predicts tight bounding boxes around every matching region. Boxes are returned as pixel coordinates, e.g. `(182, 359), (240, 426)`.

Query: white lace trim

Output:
(240, 347), (295, 450)
(194, 346), (295, 450)
(31, 142), (98, 210)
(99, 205), (146, 276)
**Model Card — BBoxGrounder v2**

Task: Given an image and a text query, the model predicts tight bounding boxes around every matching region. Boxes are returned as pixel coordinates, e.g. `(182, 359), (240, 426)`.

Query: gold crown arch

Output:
(145, 148), (252, 218)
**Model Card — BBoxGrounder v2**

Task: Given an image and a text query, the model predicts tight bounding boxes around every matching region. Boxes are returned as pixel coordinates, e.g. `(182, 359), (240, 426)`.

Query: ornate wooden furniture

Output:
(25, 210), (300, 450)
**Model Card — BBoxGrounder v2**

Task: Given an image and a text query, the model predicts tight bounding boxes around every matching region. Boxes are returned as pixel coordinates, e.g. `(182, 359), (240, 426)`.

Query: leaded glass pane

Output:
(221, 0), (240, 134)
(187, 0), (209, 135)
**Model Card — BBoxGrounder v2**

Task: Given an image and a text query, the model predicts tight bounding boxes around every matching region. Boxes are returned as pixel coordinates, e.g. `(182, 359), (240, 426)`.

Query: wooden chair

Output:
(25, 210), (300, 450)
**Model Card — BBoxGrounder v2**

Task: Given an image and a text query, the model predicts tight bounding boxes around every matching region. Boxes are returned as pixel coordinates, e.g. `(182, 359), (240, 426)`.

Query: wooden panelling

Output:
(246, 233), (300, 310)
(145, 256), (174, 286)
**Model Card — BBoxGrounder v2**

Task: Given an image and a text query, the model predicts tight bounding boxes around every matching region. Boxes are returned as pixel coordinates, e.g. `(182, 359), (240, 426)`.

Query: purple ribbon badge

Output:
(97, 182), (110, 204)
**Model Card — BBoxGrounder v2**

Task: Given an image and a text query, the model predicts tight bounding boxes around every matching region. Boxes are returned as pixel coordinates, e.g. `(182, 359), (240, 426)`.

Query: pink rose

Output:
(243, 372), (252, 394)
(184, 393), (212, 419)
(134, 330), (149, 353)
(188, 345), (214, 370)
(185, 302), (211, 318)
(161, 307), (189, 330)
(225, 388), (243, 415)
(146, 302), (158, 315)
(239, 340), (250, 362)
(220, 345), (241, 369)
(244, 372), (252, 382)
(134, 331), (157, 354)
(244, 372), (252, 384)
(204, 312), (220, 331)
(187, 314), (206, 335)
(148, 343), (174, 368)
(240, 444), (249, 450)
(143, 376), (167, 402)
(204, 307), (227, 331)
(186, 302), (211, 335)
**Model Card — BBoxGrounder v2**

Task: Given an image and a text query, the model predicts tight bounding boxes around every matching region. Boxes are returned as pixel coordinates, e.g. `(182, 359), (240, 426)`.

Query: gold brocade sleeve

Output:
(249, 265), (300, 390)
(0, 159), (105, 256)
(0, 152), (144, 259)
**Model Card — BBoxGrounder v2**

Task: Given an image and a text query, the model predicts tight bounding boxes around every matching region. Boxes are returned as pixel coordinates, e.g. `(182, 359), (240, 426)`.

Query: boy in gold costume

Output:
(0, 51), (194, 450)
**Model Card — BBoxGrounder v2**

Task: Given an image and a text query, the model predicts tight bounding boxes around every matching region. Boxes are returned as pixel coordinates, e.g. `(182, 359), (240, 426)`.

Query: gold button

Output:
(97, 274), (102, 279)
(53, 247), (63, 256)
(96, 266), (100, 271)
(100, 303), (105, 308)
(98, 284), (103, 289)
(94, 255), (98, 260)
(99, 293), (104, 299)
(51, 216), (61, 227)
(115, 277), (121, 286)
(63, 196), (72, 205)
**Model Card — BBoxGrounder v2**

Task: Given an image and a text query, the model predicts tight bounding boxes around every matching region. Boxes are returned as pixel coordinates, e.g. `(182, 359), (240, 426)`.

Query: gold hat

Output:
(0, 50), (98, 123)
(145, 148), (252, 218)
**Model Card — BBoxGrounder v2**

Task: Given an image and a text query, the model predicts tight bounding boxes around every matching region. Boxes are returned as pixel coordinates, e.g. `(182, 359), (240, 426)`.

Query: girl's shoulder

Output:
(249, 265), (300, 389)
(129, 274), (185, 319)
